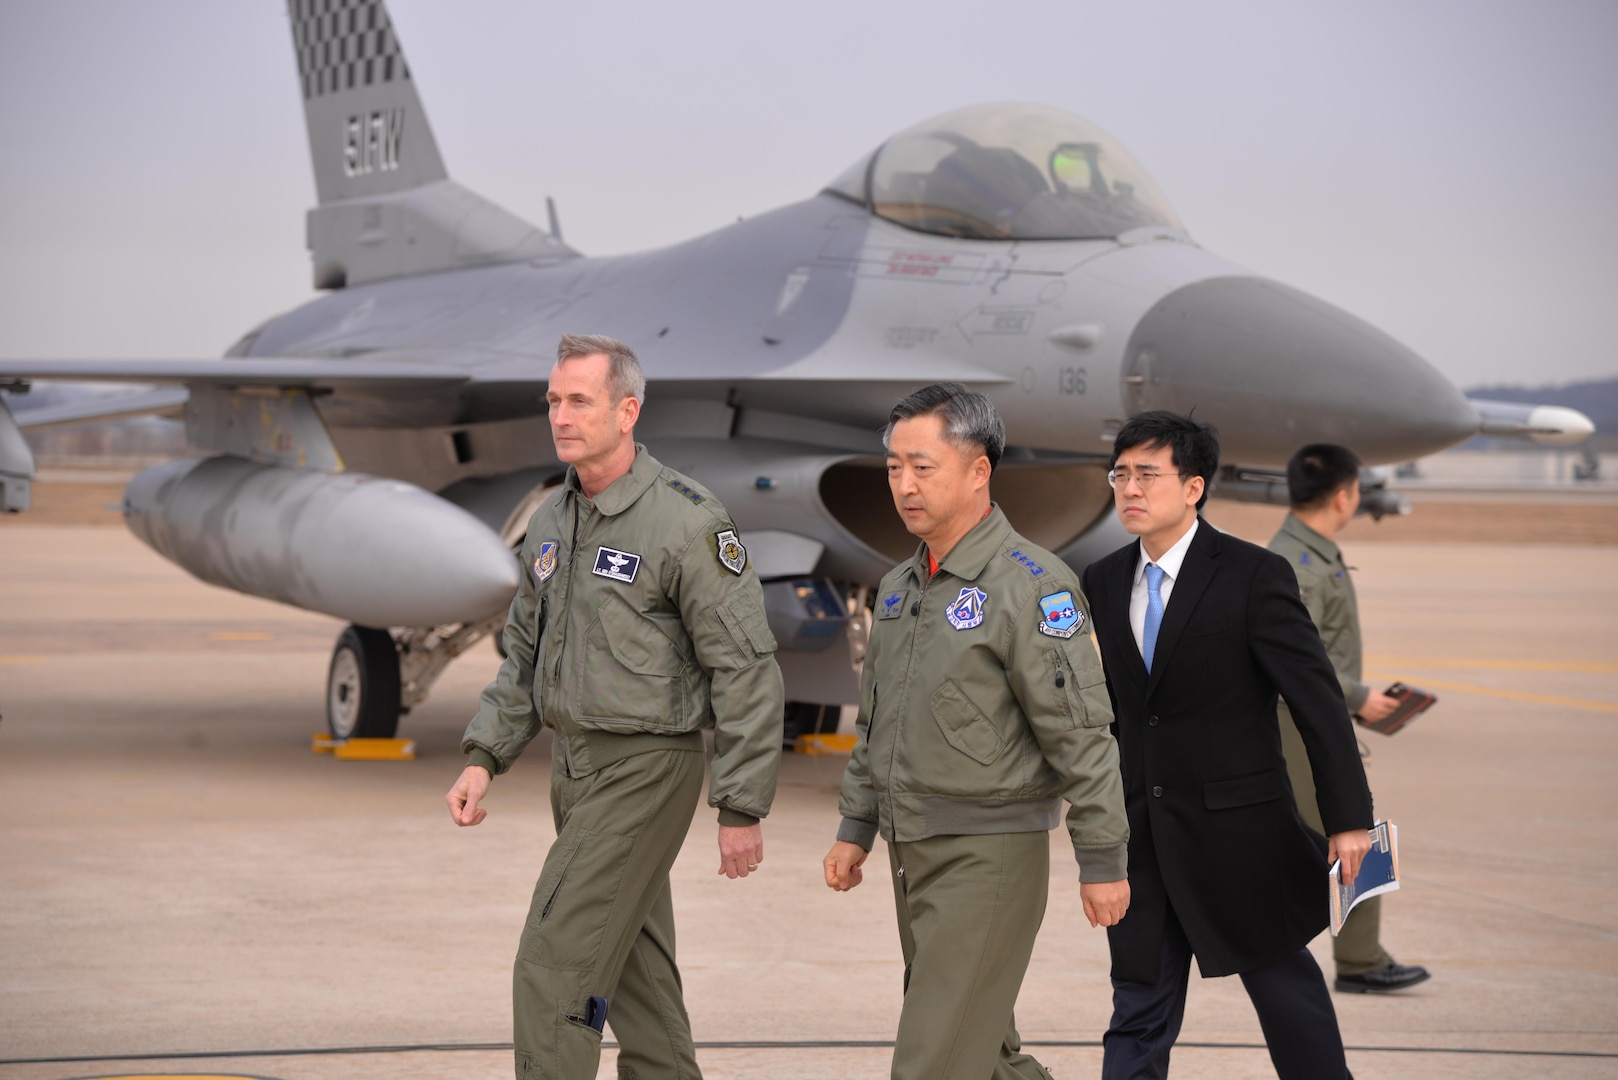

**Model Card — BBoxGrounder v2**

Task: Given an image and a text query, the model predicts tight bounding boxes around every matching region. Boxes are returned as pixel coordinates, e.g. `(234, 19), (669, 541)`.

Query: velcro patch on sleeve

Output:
(1037, 590), (1084, 638)
(715, 528), (748, 575)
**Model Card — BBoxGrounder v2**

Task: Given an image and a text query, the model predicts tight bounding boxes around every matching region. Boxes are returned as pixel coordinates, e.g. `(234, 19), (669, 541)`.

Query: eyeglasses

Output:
(1107, 468), (1188, 490)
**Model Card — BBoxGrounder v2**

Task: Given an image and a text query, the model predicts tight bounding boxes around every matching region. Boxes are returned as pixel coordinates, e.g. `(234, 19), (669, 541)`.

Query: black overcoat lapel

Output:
(1101, 548), (1148, 692)
(1145, 520), (1220, 700)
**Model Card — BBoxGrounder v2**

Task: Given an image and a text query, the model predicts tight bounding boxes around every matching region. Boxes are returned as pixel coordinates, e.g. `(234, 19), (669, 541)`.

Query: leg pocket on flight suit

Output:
(519, 828), (636, 971)
(513, 1012), (605, 1080)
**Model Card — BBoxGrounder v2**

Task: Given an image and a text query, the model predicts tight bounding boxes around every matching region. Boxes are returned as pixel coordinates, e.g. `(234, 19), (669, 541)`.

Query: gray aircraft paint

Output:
(0, 0), (1589, 715)
(125, 455), (517, 629)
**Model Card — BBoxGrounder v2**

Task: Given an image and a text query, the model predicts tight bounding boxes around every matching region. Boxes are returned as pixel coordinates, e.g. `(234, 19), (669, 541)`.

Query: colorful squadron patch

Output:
(1037, 590), (1083, 639)
(592, 546), (641, 584)
(534, 540), (560, 583)
(877, 589), (908, 620)
(945, 586), (988, 631)
(715, 529), (747, 575)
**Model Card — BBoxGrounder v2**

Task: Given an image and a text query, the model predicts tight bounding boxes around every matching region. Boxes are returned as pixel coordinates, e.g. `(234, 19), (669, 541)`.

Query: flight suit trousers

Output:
(1280, 714), (1391, 976)
(887, 831), (1056, 1080)
(513, 742), (706, 1080)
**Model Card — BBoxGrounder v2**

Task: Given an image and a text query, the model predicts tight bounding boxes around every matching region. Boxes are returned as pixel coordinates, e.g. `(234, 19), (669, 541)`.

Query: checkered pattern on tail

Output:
(288, 0), (411, 101)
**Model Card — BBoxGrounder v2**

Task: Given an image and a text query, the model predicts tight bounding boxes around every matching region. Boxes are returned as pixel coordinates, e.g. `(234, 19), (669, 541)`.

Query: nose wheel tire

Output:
(327, 625), (402, 740)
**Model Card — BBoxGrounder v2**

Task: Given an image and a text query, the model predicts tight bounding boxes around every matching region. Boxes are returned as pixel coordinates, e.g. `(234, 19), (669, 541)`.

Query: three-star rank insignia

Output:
(715, 529), (747, 575)
(877, 589), (908, 620)
(534, 539), (560, 583)
(667, 478), (705, 504)
(945, 586), (988, 631)
(1038, 590), (1083, 639)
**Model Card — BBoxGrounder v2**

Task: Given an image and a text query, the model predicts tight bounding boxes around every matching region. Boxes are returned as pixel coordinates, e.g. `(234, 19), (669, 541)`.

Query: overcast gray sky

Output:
(1, 0), (1614, 388)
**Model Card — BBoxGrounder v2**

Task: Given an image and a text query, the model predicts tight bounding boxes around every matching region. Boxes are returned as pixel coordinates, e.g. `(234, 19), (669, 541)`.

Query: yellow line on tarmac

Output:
(1363, 671), (1618, 714)
(1365, 653), (1618, 675)
(0, 656), (48, 665)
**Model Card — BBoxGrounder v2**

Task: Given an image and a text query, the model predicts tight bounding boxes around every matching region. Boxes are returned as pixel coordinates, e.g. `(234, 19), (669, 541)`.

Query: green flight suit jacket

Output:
(462, 445), (784, 826)
(836, 505), (1129, 883)
(1268, 513), (1370, 714)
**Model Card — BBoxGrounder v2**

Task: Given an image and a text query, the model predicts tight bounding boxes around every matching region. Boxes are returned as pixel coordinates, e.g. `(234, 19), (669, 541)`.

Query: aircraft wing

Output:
(0, 352), (1015, 434)
(10, 385), (190, 429)
(0, 357), (471, 389)
(0, 357), (476, 430)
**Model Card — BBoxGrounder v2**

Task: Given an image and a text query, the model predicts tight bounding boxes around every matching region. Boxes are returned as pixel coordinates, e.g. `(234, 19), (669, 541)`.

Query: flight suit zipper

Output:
(552, 495), (581, 688)
(887, 570), (930, 799)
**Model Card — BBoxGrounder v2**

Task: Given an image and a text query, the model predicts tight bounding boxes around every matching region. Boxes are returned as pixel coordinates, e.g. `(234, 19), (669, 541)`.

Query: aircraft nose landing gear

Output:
(326, 625), (402, 739)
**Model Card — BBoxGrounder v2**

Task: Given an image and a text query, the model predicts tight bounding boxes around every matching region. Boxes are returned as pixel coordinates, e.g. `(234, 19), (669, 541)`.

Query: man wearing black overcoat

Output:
(1080, 411), (1374, 1080)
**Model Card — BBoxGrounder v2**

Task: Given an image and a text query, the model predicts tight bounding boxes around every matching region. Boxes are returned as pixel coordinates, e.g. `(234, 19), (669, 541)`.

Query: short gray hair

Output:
(882, 382), (1005, 470)
(555, 333), (646, 405)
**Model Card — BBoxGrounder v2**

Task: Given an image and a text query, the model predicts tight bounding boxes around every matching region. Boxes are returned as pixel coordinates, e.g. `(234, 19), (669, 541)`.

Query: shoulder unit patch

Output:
(715, 528), (747, 575)
(1037, 590), (1083, 638)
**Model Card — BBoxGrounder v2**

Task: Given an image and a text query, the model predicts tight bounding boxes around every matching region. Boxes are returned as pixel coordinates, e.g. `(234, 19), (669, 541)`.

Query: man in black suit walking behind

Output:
(1080, 411), (1373, 1080)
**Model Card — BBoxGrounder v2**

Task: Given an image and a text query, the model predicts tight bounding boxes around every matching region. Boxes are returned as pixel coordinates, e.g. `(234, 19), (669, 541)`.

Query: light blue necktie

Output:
(1143, 563), (1166, 672)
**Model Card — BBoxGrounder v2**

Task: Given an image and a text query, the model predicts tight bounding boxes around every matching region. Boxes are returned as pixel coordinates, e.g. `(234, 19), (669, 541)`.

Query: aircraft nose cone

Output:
(1122, 277), (1476, 464)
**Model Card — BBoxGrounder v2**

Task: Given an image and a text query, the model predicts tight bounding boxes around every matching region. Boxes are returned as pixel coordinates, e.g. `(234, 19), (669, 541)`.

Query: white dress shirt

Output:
(1130, 518), (1200, 658)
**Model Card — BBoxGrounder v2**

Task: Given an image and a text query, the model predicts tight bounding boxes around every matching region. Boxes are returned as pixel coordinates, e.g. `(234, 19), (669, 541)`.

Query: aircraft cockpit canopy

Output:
(825, 103), (1183, 241)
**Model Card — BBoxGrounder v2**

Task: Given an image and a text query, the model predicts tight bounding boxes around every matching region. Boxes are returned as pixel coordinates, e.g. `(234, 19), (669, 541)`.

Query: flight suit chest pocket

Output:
(579, 593), (688, 724)
(930, 679), (1005, 765)
(599, 595), (687, 676)
(1050, 647), (1112, 729)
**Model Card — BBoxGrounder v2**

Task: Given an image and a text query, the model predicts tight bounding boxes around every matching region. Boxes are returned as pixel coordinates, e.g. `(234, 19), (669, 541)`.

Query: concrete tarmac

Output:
(1, 524), (1615, 1079)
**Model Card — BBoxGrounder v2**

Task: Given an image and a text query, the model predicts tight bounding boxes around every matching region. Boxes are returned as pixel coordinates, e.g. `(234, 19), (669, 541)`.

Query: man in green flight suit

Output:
(446, 333), (785, 1079)
(1269, 442), (1431, 994)
(824, 382), (1131, 1080)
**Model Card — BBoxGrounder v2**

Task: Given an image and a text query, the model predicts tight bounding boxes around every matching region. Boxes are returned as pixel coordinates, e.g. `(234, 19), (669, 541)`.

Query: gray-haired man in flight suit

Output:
(447, 333), (784, 1080)
(825, 382), (1130, 1080)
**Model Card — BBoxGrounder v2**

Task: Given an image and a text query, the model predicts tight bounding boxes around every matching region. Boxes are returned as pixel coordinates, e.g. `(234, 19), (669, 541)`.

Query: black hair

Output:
(1110, 410), (1220, 511)
(1286, 443), (1362, 510)
(884, 382), (1006, 472)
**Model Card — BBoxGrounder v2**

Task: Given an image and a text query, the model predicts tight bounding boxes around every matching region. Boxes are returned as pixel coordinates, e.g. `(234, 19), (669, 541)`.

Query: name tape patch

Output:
(592, 546), (641, 584)
(877, 589), (908, 620)
(1038, 590), (1083, 638)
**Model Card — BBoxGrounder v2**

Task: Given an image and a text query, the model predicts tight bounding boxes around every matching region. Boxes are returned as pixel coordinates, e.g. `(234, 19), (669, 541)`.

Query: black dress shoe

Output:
(1334, 960), (1431, 993)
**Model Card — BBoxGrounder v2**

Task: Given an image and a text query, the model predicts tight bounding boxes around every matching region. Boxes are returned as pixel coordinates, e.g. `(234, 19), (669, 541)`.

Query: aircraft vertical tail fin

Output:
(289, 0), (446, 205)
(285, 0), (573, 289)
